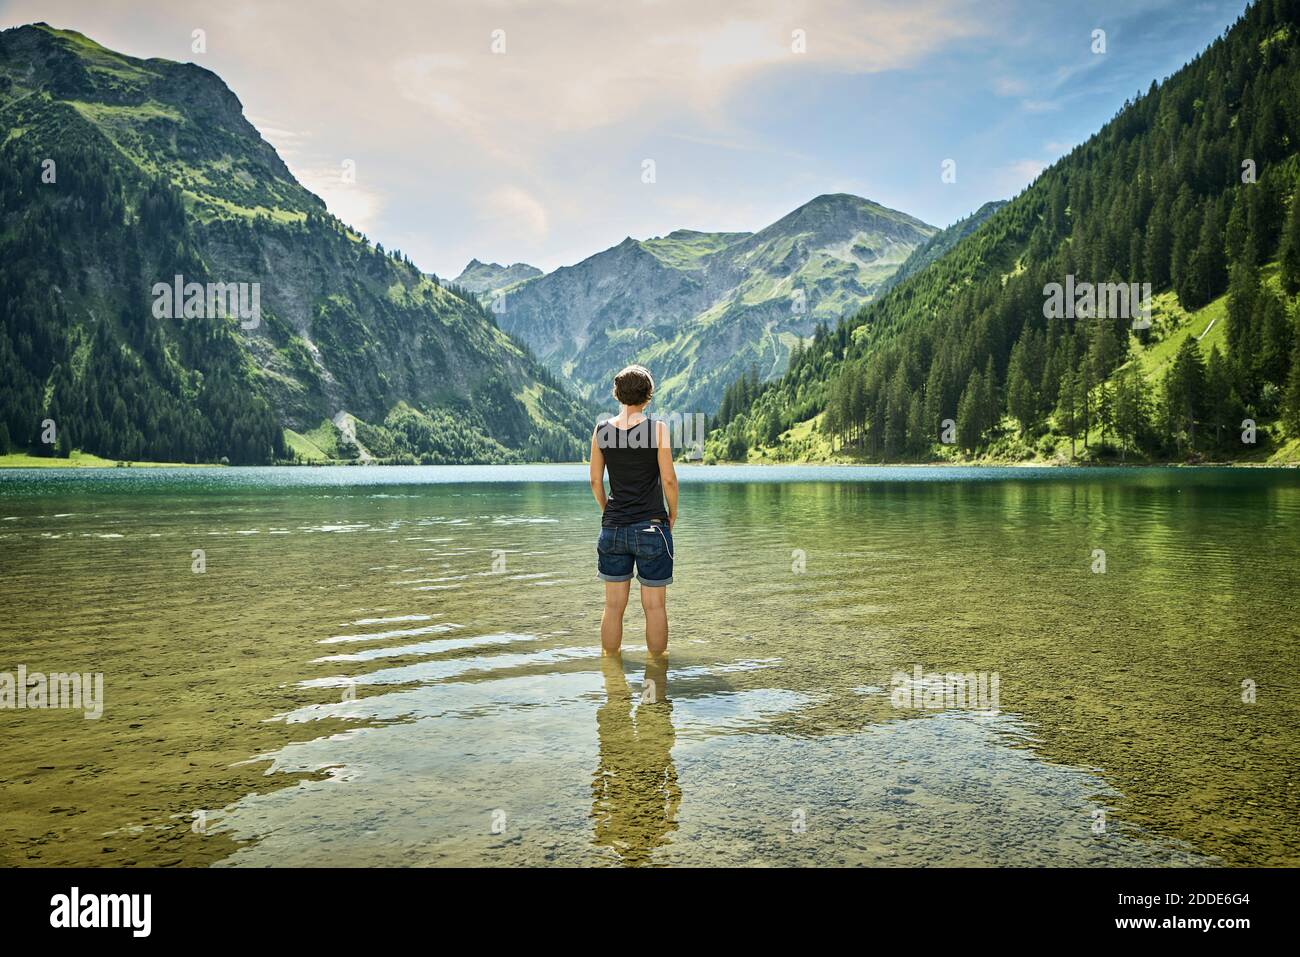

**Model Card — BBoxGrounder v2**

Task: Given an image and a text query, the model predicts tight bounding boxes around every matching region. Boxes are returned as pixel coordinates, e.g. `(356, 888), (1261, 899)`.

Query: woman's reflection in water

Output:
(592, 653), (680, 865)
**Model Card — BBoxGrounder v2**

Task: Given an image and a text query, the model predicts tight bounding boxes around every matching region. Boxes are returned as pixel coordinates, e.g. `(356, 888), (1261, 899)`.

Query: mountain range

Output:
(458, 194), (936, 412)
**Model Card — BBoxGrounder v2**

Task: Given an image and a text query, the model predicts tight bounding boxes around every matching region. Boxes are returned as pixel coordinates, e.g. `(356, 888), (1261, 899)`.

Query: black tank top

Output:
(598, 417), (668, 528)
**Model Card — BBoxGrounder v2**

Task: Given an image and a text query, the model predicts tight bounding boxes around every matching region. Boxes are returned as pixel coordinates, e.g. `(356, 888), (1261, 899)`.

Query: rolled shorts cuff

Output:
(598, 571), (634, 583)
(637, 575), (673, 587)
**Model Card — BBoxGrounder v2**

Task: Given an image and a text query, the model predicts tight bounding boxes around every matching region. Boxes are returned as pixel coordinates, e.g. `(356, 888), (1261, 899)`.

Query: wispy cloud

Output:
(0, 0), (1250, 275)
(664, 130), (813, 162)
(993, 76), (1030, 96)
(482, 186), (549, 242)
(1003, 158), (1048, 183)
(252, 117), (385, 235)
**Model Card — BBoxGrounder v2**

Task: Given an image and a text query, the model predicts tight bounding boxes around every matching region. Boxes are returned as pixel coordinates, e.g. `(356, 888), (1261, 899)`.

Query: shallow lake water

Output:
(1, 464), (1297, 866)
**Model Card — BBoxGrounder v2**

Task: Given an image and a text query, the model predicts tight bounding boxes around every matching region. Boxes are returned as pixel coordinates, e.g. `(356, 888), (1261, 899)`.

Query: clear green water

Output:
(1, 464), (1297, 867)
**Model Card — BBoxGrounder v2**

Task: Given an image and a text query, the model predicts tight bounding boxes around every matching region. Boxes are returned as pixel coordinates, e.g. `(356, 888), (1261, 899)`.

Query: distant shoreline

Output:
(0, 452), (214, 469)
(3, 453), (1296, 471)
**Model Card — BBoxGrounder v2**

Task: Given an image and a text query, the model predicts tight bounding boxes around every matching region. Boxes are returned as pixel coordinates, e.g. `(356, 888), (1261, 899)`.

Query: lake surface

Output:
(1, 464), (1297, 867)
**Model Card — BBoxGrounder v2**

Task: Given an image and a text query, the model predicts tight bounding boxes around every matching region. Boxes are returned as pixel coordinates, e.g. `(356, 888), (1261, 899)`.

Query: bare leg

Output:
(640, 584), (667, 655)
(601, 580), (630, 655)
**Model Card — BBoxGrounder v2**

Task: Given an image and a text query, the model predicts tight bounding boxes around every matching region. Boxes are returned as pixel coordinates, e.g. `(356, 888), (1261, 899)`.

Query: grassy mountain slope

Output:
(488, 193), (935, 412)
(0, 23), (592, 464)
(707, 0), (1300, 465)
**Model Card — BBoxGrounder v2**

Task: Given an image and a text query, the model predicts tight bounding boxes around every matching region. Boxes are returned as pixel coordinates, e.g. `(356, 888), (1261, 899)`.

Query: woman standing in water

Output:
(589, 365), (678, 656)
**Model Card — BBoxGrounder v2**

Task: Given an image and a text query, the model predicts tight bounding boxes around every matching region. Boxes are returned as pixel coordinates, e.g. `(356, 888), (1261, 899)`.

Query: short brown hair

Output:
(613, 365), (655, 406)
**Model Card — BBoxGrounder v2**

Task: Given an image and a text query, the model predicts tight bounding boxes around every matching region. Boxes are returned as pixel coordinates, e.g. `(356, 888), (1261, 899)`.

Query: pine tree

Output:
(1056, 367), (1080, 458)
(1225, 191), (1249, 264)
(906, 393), (926, 456)
(956, 369), (984, 451)
(1144, 197), (1173, 289)
(1006, 339), (1038, 434)
(1204, 345), (1241, 450)
(1113, 364), (1150, 460)
(1095, 381), (1115, 446)
(1246, 172), (1283, 260)
(1163, 337), (1207, 452)
(884, 361), (909, 456)
(1257, 289), (1294, 388)
(1171, 192), (1201, 305)
(1225, 257), (1261, 360)
(1088, 317), (1122, 384)
(980, 356), (999, 437)
(1282, 338), (1300, 437)
(1280, 192), (1300, 295)
(848, 372), (866, 449)
(1073, 367), (1092, 450)
(1187, 198), (1228, 309)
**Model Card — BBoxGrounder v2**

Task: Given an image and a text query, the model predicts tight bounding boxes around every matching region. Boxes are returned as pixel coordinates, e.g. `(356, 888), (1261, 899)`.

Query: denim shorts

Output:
(597, 522), (674, 587)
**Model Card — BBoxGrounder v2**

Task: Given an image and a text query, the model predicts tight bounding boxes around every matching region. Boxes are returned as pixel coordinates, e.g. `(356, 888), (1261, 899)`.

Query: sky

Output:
(0, 0), (1251, 278)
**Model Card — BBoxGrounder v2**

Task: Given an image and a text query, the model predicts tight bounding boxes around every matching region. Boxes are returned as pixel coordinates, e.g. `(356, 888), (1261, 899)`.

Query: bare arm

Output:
(589, 429), (607, 512)
(656, 421), (678, 529)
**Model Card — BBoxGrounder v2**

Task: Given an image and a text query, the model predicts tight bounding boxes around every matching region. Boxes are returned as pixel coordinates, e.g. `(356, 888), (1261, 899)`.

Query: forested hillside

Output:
(0, 24), (592, 465)
(707, 0), (1300, 465)
(874, 200), (1009, 298)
